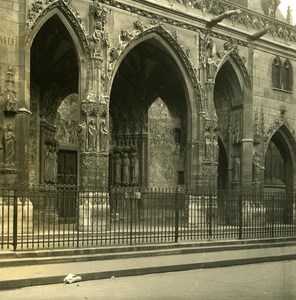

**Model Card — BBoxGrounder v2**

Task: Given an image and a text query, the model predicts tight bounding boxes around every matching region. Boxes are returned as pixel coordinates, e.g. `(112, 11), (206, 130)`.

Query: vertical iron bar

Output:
(174, 188), (179, 243)
(208, 192), (212, 240)
(13, 189), (18, 251)
(238, 190), (243, 240)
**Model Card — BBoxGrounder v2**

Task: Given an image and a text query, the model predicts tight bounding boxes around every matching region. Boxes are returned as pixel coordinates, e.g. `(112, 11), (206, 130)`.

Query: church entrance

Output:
(214, 60), (243, 188)
(109, 38), (188, 189)
(57, 150), (77, 219)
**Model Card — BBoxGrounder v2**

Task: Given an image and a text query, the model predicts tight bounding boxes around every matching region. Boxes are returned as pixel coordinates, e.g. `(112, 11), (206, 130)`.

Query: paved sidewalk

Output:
(0, 244), (296, 289)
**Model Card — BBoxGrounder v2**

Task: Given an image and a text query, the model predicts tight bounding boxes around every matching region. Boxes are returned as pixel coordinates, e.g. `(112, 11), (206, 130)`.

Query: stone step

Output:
(0, 237), (296, 267)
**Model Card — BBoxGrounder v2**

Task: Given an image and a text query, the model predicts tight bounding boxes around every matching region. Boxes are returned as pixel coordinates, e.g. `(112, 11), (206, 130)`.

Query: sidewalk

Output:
(0, 241), (296, 289)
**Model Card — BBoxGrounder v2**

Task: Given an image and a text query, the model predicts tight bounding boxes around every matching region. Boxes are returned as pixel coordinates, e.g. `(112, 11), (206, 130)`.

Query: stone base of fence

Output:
(0, 197), (33, 233)
(78, 192), (109, 231)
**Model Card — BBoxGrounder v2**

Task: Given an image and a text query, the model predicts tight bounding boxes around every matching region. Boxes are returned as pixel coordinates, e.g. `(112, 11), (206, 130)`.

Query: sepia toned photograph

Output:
(0, 0), (296, 299)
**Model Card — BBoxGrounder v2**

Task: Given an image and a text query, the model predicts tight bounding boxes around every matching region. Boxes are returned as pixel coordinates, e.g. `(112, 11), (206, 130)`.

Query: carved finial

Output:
(3, 66), (18, 113)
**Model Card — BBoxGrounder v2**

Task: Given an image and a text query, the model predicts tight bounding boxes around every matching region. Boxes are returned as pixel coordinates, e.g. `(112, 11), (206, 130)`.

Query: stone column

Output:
(241, 45), (255, 188)
(16, 108), (32, 184)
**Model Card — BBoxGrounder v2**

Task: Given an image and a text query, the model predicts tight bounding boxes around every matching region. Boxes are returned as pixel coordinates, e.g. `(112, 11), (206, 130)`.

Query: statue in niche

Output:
(203, 114), (211, 132)
(212, 135), (219, 161)
(114, 152), (122, 186)
(4, 124), (16, 167)
(78, 122), (87, 152)
(130, 151), (139, 186)
(44, 144), (51, 182)
(253, 151), (262, 182)
(52, 144), (58, 183)
(122, 152), (130, 186)
(204, 134), (212, 160)
(233, 155), (241, 182)
(87, 120), (97, 151)
(207, 54), (216, 80)
(100, 120), (108, 152)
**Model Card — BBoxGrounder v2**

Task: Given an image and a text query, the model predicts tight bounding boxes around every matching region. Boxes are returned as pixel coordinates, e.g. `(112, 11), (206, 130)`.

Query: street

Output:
(1, 260), (295, 300)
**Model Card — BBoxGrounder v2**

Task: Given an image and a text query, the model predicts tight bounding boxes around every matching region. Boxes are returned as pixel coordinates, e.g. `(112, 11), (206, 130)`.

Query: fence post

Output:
(129, 189), (133, 245)
(208, 192), (212, 240)
(174, 188), (179, 243)
(12, 189), (18, 251)
(238, 190), (243, 240)
(271, 193), (275, 238)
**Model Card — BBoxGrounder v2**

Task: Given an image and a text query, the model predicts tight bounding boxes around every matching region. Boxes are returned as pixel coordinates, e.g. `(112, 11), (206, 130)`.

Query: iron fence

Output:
(0, 185), (295, 250)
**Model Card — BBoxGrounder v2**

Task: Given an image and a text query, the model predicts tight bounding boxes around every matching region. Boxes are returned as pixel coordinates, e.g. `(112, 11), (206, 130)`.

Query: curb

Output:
(1, 253), (296, 290)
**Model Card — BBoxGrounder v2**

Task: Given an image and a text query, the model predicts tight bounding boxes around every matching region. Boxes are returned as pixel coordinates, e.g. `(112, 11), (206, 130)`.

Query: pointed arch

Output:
(215, 49), (252, 91)
(107, 25), (202, 112)
(26, 0), (91, 58)
(282, 59), (293, 91)
(272, 56), (282, 89)
(264, 124), (296, 198)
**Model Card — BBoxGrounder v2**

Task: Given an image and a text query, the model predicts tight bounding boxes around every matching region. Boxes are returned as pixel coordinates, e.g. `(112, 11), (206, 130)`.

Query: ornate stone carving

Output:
(253, 107), (264, 144)
(4, 124), (16, 167)
(87, 120), (97, 152)
(99, 120), (108, 153)
(90, 1), (109, 58)
(232, 154), (241, 182)
(81, 92), (98, 116)
(3, 66), (18, 113)
(171, 0), (296, 44)
(26, 0), (91, 57)
(43, 138), (59, 183)
(253, 151), (262, 182)
(78, 121), (87, 152)
(107, 23), (202, 110)
(114, 150), (122, 186)
(230, 110), (242, 144)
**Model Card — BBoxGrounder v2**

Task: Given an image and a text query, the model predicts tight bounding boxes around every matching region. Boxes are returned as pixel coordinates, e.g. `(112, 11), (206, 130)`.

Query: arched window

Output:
(282, 59), (293, 91)
(272, 56), (281, 89)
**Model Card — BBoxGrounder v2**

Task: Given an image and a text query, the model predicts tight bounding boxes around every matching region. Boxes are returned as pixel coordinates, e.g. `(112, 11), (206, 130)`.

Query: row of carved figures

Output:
(112, 150), (139, 187)
(232, 152), (262, 183)
(78, 119), (108, 152)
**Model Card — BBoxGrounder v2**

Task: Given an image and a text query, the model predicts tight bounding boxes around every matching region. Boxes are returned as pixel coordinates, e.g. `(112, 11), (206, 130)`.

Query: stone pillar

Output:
(16, 108), (32, 184)
(241, 45), (255, 188)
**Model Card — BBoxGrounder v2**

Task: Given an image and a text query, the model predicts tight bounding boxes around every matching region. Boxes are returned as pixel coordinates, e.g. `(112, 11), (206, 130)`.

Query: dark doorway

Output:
(218, 138), (228, 190)
(57, 150), (77, 220)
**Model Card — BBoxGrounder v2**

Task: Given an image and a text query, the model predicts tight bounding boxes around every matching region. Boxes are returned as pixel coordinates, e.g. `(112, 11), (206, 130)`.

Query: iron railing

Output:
(0, 185), (295, 250)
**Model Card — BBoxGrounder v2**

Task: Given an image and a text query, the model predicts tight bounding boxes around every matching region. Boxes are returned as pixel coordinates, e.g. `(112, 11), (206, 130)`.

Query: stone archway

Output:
(214, 59), (243, 188)
(29, 14), (80, 185)
(109, 37), (189, 189)
(264, 127), (295, 224)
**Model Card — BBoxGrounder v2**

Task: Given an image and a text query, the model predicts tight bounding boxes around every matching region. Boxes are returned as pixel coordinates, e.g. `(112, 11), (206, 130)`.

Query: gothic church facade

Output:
(0, 0), (295, 196)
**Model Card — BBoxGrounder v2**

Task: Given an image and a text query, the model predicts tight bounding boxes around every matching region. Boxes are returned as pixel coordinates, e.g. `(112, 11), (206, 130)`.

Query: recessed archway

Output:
(30, 14), (79, 189)
(264, 127), (295, 223)
(214, 59), (243, 187)
(109, 38), (188, 189)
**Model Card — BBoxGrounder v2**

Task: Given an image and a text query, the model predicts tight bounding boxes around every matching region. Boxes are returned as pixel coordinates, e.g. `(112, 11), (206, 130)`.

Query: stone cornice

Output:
(99, 0), (249, 47)
(99, 0), (295, 46)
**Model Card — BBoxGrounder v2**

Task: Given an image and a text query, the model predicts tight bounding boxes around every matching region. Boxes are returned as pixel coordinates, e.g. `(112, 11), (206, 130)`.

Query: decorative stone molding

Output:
(253, 107), (264, 144)
(98, 0), (249, 48)
(3, 124), (17, 168)
(171, 0), (296, 44)
(264, 112), (296, 146)
(89, 1), (110, 60)
(26, 0), (92, 56)
(107, 22), (202, 109)
(81, 91), (98, 116)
